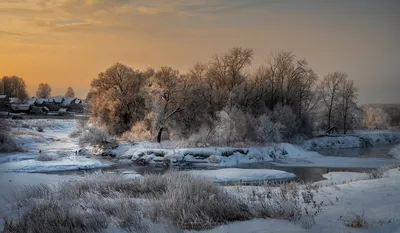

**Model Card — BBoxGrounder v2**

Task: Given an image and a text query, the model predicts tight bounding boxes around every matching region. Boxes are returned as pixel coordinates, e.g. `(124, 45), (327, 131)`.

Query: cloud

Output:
(0, 30), (26, 37)
(136, 6), (159, 15)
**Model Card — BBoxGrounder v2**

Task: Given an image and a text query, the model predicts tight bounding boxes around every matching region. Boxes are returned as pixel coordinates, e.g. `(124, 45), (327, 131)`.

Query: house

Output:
(31, 106), (50, 115)
(11, 104), (32, 114)
(0, 95), (10, 111)
(0, 95), (9, 103)
(9, 98), (22, 104)
(68, 98), (84, 113)
(58, 108), (68, 116)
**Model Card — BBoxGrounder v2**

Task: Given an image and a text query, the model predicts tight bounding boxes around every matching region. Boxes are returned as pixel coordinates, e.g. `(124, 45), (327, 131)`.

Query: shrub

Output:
(0, 120), (22, 152)
(341, 212), (367, 228)
(78, 127), (116, 148)
(4, 171), (252, 232)
(69, 119), (87, 138)
(147, 172), (250, 229)
(36, 152), (56, 161)
(244, 182), (323, 229)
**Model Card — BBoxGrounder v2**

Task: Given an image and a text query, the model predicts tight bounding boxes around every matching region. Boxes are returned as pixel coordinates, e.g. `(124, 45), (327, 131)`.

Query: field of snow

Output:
(0, 119), (113, 173)
(192, 168), (400, 233)
(185, 168), (296, 183)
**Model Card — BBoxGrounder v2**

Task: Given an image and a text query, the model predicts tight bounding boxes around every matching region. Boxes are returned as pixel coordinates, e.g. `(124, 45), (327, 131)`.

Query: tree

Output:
(88, 63), (149, 135)
(319, 72), (346, 131)
(335, 79), (359, 134)
(0, 76), (28, 100)
(145, 67), (189, 142)
(65, 87), (75, 98)
(364, 105), (391, 130)
(36, 83), (52, 98)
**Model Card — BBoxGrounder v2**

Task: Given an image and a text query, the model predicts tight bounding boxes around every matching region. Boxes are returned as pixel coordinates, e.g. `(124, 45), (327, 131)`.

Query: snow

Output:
(315, 172), (370, 187)
(2, 119), (113, 173)
(186, 168), (296, 183)
(303, 131), (400, 150)
(191, 168), (400, 233)
(388, 144), (400, 159)
(3, 155), (113, 173)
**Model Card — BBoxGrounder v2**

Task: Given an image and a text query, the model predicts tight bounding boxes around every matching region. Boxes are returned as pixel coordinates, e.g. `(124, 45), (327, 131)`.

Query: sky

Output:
(0, 0), (399, 103)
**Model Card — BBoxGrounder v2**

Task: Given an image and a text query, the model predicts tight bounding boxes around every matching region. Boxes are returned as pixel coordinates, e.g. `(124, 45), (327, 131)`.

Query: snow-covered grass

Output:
(4, 171), (249, 232)
(193, 167), (400, 233)
(389, 144), (400, 159)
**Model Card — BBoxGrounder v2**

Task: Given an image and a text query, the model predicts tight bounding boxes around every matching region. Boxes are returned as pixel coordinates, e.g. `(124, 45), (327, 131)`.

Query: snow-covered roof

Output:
(11, 104), (31, 111)
(25, 99), (36, 105)
(62, 97), (76, 105)
(49, 96), (65, 103)
(9, 98), (21, 103)
(42, 106), (50, 112)
(35, 98), (47, 104)
(74, 99), (82, 104)
(0, 95), (7, 99)
(58, 108), (67, 113)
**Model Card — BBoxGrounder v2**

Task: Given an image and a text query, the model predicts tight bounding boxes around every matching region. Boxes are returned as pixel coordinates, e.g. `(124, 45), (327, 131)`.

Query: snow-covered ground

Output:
(0, 119), (113, 173)
(191, 168), (400, 233)
(303, 131), (400, 150)
(185, 168), (296, 183)
(389, 144), (400, 159)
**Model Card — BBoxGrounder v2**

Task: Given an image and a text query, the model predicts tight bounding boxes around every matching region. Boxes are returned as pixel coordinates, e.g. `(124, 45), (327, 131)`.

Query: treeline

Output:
(0, 76), (76, 99)
(88, 47), (361, 145)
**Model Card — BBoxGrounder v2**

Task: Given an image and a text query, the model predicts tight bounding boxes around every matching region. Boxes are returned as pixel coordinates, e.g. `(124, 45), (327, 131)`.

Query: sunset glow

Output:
(1, 0), (399, 103)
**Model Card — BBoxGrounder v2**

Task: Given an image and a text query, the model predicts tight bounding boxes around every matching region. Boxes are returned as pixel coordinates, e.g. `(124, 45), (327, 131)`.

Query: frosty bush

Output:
(255, 114), (284, 143)
(5, 171), (250, 232)
(244, 182), (323, 229)
(78, 127), (116, 147)
(0, 120), (22, 152)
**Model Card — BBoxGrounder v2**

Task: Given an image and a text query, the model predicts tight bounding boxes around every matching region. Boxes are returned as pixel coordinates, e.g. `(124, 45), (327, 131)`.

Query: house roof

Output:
(11, 104), (31, 111)
(0, 95), (7, 99)
(42, 106), (50, 112)
(49, 96), (65, 103)
(74, 99), (82, 104)
(9, 98), (22, 103)
(36, 98), (47, 104)
(63, 97), (76, 105)
(58, 108), (67, 112)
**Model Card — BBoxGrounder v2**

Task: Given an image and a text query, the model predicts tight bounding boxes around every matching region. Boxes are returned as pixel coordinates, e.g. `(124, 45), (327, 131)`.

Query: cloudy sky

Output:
(0, 0), (399, 103)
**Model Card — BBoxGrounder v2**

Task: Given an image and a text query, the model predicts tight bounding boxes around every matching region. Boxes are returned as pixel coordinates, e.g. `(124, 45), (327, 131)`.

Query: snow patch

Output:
(186, 168), (296, 183)
(388, 144), (400, 159)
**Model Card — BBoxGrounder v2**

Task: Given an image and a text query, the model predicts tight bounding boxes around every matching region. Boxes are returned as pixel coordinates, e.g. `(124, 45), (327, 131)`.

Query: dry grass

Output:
(0, 120), (22, 152)
(342, 213), (367, 228)
(368, 163), (400, 179)
(4, 171), (250, 232)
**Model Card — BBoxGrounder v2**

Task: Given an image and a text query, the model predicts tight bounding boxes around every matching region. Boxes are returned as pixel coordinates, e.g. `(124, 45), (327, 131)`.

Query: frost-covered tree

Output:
(0, 76), (28, 100)
(65, 87), (75, 98)
(364, 105), (391, 130)
(36, 83), (52, 98)
(145, 67), (188, 142)
(88, 63), (149, 134)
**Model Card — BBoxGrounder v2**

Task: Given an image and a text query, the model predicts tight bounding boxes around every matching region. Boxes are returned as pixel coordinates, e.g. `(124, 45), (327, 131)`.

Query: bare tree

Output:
(65, 87), (75, 98)
(336, 79), (360, 134)
(0, 76), (28, 100)
(36, 83), (52, 98)
(318, 72), (346, 131)
(146, 67), (189, 142)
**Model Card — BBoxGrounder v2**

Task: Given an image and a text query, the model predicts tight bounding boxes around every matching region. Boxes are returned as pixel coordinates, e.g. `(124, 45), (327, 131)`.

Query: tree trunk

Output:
(157, 127), (164, 143)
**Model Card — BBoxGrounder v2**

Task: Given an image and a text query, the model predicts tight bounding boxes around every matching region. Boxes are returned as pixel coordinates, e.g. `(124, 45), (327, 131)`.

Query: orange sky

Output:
(1, 0), (399, 103)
